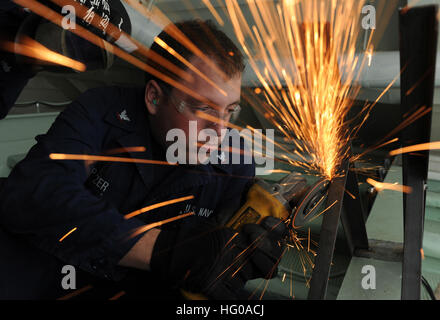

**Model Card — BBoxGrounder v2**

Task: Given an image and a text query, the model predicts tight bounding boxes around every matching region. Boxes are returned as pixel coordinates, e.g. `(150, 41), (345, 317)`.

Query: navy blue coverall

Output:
(0, 86), (255, 299)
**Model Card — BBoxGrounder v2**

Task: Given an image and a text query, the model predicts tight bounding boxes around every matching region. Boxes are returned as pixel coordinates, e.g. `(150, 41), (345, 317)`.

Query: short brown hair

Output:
(145, 19), (245, 93)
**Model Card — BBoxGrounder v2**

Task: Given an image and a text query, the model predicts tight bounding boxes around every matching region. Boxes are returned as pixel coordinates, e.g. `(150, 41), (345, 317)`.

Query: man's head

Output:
(144, 20), (245, 161)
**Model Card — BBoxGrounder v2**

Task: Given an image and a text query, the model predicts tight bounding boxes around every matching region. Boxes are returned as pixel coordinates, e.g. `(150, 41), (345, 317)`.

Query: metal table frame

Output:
(307, 5), (438, 300)
(399, 5), (437, 300)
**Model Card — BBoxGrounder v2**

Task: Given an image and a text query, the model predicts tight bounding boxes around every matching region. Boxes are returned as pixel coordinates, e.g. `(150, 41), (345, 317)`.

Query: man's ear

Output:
(145, 80), (162, 115)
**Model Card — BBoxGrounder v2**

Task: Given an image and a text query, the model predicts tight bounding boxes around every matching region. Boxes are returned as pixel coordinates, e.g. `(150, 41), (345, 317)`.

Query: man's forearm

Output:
(118, 228), (161, 271)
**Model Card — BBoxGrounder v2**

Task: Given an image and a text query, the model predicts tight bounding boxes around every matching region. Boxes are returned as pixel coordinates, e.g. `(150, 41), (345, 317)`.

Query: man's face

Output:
(146, 56), (242, 162)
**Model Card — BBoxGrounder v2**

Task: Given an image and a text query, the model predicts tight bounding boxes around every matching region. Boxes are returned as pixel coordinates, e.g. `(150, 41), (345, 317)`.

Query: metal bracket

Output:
(307, 159), (369, 299)
(308, 160), (345, 299)
(341, 162), (369, 255)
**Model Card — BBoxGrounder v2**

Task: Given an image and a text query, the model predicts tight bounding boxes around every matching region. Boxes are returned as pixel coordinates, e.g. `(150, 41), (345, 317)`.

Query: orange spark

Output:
(406, 69), (434, 96)
(124, 195), (195, 219)
(105, 146), (146, 155)
(153, 37), (227, 96)
(223, 232), (239, 250)
(378, 106), (432, 145)
(59, 227), (77, 242)
(366, 47), (374, 67)
(265, 169), (291, 174)
(225, 0), (373, 180)
(0, 36), (85, 72)
(259, 247), (287, 300)
(351, 138), (399, 162)
(366, 178), (413, 194)
(284, 227), (318, 288)
(202, 0), (225, 26)
(109, 291), (126, 300)
(308, 200), (339, 224)
(128, 212), (195, 239)
(49, 153), (175, 166)
(344, 188), (356, 200)
(57, 285), (93, 300)
(389, 141), (440, 156)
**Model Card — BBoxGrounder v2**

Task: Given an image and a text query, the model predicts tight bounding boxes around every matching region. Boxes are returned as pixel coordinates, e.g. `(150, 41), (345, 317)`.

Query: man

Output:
(0, 19), (287, 299)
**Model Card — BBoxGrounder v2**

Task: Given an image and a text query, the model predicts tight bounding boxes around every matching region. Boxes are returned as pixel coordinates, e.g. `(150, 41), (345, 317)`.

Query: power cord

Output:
(422, 275), (437, 300)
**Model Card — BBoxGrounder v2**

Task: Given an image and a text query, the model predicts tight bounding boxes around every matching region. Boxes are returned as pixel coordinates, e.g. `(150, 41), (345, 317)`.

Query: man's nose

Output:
(211, 118), (225, 137)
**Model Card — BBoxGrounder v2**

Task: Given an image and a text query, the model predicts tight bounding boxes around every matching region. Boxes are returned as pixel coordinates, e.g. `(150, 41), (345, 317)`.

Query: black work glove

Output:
(241, 217), (289, 279)
(150, 217), (266, 300)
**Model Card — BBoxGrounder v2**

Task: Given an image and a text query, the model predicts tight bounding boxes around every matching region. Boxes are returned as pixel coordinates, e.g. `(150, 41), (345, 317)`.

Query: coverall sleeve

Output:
(0, 89), (146, 280)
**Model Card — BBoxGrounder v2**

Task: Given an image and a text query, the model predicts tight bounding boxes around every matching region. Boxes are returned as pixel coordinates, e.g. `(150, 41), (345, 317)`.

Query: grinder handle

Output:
(226, 183), (290, 230)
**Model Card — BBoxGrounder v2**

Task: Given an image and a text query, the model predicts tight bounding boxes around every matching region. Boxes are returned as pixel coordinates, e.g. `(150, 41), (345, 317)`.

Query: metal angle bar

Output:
(307, 160), (349, 300)
(340, 164), (369, 256)
(399, 5), (438, 300)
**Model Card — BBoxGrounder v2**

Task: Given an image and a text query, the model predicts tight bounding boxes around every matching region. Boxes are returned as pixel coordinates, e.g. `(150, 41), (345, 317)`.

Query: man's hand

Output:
(150, 217), (251, 299)
(150, 216), (288, 300)
(241, 216), (289, 279)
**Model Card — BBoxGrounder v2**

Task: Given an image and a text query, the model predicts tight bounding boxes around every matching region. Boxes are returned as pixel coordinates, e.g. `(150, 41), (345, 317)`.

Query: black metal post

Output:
(340, 165), (369, 255)
(399, 5), (438, 300)
(308, 160), (349, 300)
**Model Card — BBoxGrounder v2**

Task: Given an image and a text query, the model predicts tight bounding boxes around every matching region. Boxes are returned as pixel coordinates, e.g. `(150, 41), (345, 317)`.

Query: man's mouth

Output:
(195, 142), (220, 152)
(203, 144), (219, 151)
